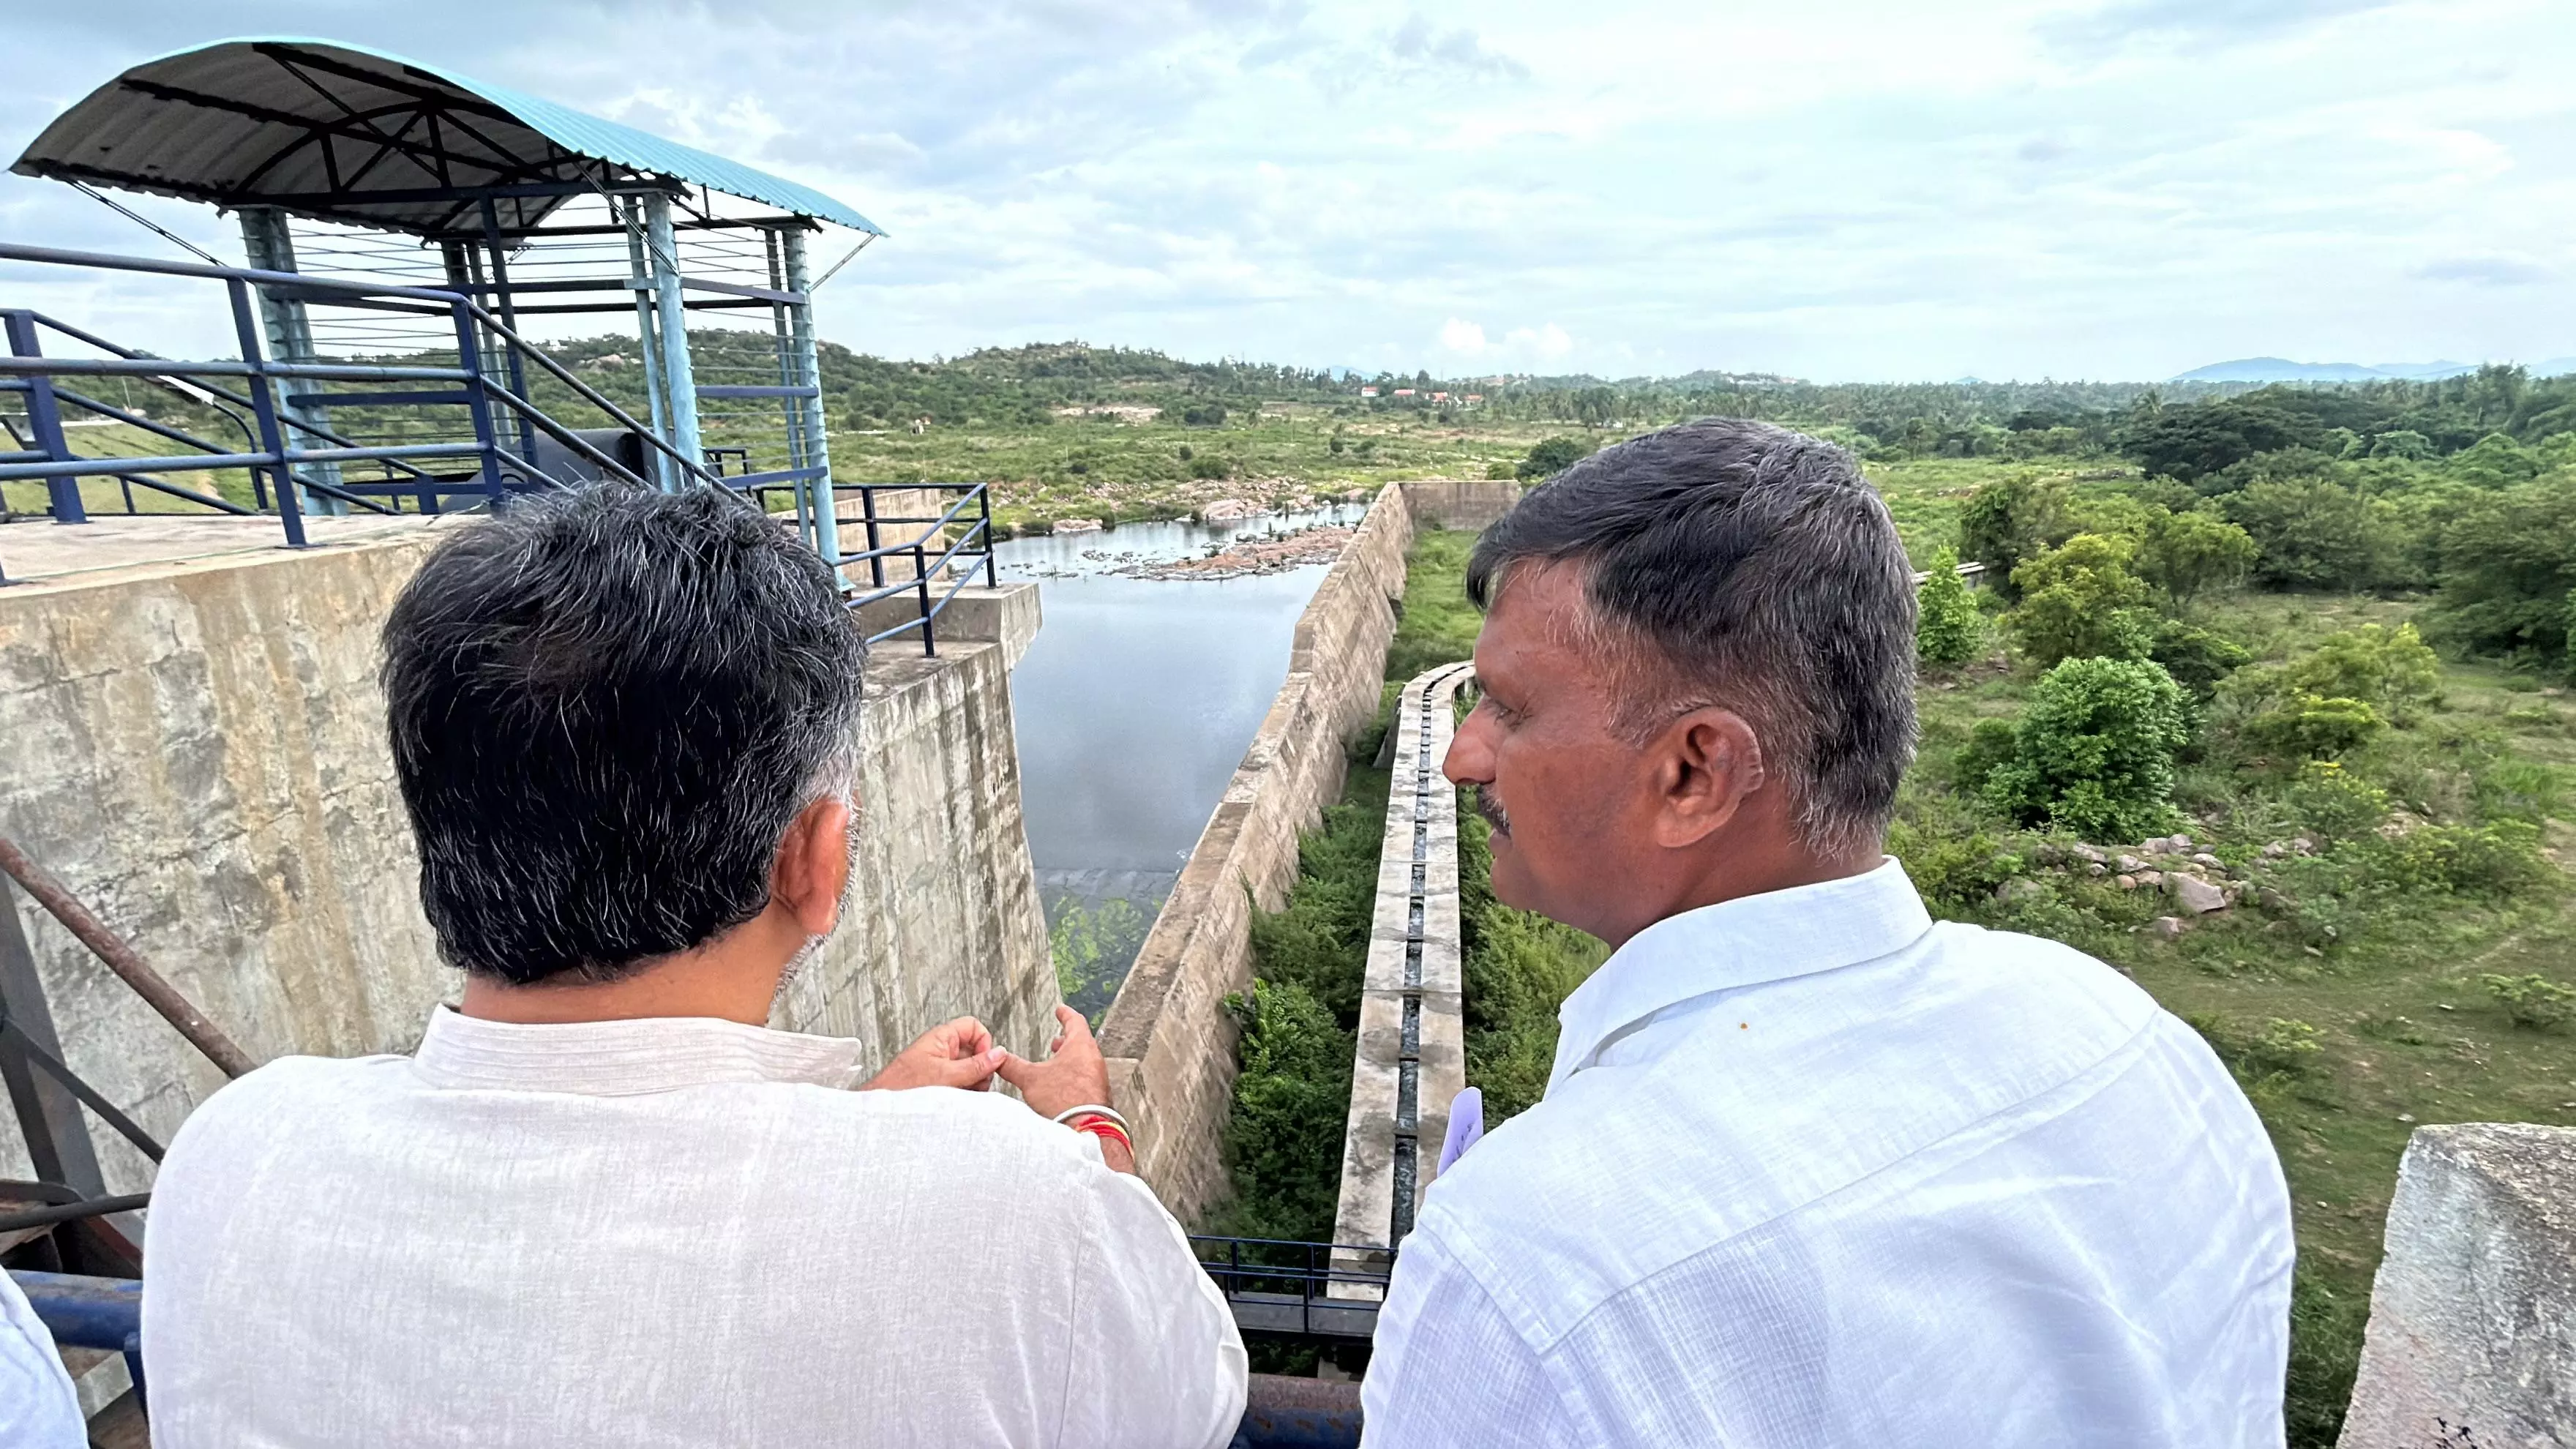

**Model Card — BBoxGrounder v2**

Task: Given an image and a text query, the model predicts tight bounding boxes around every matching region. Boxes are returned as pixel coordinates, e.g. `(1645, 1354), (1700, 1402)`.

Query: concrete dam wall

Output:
(1100, 479), (1520, 1221)
(0, 527), (1058, 1191)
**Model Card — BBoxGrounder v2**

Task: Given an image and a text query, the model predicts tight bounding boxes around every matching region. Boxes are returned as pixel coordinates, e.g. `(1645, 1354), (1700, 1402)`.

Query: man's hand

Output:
(996, 1006), (1134, 1173)
(860, 1016), (1006, 1092)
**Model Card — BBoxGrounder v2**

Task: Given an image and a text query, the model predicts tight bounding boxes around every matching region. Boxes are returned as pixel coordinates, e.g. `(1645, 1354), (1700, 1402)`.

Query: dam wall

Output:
(0, 525), (1056, 1191)
(1101, 479), (1519, 1221)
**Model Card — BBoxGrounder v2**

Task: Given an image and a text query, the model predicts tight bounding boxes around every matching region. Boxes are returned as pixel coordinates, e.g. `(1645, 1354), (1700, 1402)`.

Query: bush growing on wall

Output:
(1915, 547), (1985, 667)
(1215, 978), (1352, 1242)
(1982, 656), (2192, 841)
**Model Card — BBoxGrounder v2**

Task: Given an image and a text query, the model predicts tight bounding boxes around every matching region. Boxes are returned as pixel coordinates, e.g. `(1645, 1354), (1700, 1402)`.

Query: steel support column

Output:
(643, 193), (702, 489)
(621, 197), (675, 490)
(779, 226), (839, 563)
(236, 209), (348, 516)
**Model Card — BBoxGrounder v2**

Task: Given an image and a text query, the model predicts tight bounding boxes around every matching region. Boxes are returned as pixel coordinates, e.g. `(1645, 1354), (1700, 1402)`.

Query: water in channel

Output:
(995, 505), (1365, 1016)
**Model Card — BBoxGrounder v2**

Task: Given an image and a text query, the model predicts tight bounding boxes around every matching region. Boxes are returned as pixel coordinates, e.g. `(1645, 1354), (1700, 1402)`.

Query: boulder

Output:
(2168, 873), (2228, 915)
(1199, 498), (1260, 523)
(1993, 878), (2049, 905)
(2338, 1125), (2576, 1448)
(1052, 518), (1104, 535)
(2149, 916), (2190, 940)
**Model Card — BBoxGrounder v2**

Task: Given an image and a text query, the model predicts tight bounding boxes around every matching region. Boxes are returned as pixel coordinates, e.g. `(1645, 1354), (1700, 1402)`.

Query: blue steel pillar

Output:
(236, 209), (348, 516)
(643, 193), (703, 490)
(621, 197), (675, 491)
(779, 226), (840, 564)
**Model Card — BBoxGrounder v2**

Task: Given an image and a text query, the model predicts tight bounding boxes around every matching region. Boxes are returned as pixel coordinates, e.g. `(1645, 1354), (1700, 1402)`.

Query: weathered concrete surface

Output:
(1101, 477), (1523, 1223)
(1401, 478), (1522, 533)
(0, 530), (1057, 1194)
(1330, 662), (1475, 1295)
(1098, 484), (1415, 1219)
(2339, 1123), (2576, 1449)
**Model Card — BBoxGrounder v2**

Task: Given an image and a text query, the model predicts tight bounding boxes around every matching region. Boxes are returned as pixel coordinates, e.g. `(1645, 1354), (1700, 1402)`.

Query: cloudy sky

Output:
(3, 0), (2571, 381)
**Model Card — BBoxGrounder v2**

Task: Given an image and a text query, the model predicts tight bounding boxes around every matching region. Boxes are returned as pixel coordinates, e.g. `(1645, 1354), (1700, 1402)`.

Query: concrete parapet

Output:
(0, 520), (1057, 1193)
(2338, 1123), (2576, 1448)
(1399, 478), (1521, 533)
(1330, 663), (1474, 1293)
(1098, 483), (1417, 1220)
(848, 581), (1042, 670)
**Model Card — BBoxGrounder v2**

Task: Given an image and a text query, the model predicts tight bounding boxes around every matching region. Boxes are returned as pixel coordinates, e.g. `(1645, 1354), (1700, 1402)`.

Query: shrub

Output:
(2007, 533), (2157, 666)
(2223, 478), (2400, 591)
(2149, 620), (2253, 698)
(2281, 623), (2443, 722)
(1517, 435), (1592, 480)
(1215, 978), (1352, 1241)
(1958, 473), (2074, 595)
(2137, 508), (2258, 604)
(2481, 973), (2575, 1030)
(1951, 717), (2021, 795)
(1982, 657), (2192, 841)
(2281, 761), (2389, 845)
(1915, 547), (1985, 667)
(2431, 473), (2576, 669)
(2365, 820), (2552, 898)
(1180, 402), (1229, 427)
(2241, 694), (2385, 762)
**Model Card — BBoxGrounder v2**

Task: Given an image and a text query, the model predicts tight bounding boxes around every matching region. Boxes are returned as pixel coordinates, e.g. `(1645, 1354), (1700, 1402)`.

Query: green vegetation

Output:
(1048, 896), (1158, 1023)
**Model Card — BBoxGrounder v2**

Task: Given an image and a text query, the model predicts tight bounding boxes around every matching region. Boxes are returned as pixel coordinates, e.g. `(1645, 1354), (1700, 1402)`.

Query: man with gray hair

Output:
(141, 485), (1246, 1446)
(1361, 421), (2293, 1445)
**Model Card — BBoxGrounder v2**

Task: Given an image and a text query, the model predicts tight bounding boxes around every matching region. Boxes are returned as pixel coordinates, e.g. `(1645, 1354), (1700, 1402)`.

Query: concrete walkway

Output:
(0, 512), (450, 586)
(1329, 660), (1476, 1299)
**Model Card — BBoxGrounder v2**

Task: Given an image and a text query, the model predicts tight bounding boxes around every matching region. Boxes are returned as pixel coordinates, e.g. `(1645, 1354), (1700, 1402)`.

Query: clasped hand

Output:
(861, 1004), (1109, 1123)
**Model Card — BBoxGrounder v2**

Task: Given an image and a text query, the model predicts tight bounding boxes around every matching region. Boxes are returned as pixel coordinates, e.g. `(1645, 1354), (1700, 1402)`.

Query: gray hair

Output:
(1467, 418), (1918, 858)
(381, 484), (868, 986)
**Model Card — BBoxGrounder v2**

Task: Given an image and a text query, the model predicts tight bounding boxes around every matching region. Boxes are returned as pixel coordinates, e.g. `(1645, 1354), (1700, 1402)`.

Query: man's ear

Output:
(1652, 709), (1765, 849)
(773, 796), (854, 935)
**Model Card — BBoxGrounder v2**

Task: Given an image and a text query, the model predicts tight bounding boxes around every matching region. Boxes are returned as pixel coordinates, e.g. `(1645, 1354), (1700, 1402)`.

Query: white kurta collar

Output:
(1547, 856), (1934, 1090)
(411, 1005), (868, 1096)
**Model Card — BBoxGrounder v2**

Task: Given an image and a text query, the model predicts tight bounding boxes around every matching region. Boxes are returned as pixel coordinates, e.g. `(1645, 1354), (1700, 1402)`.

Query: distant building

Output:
(1431, 392), (1450, 402)
(1393, 388), (1416, 398)
(1360, 386), (1379, 397)
(1464, 394), (1484, 403)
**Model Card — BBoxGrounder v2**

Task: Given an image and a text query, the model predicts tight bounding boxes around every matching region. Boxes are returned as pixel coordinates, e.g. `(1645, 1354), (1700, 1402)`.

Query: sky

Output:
(2, 0), (2572, 382)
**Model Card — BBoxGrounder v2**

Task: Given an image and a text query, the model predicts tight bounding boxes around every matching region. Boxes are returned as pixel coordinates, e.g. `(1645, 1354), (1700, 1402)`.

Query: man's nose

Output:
(1446, 705), (1496, 786)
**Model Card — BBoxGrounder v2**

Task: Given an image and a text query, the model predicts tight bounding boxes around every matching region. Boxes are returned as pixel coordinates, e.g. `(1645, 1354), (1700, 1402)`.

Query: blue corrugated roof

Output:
(12, 37), (885, 236)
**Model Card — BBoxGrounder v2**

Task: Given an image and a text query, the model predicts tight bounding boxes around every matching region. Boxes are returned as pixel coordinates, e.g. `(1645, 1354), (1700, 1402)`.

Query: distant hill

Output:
(2171, 357), (2483, 383)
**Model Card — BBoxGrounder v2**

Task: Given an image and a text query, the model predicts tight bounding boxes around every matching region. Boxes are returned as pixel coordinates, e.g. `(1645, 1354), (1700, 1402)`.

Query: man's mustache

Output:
(1471, 785), (1512, 838)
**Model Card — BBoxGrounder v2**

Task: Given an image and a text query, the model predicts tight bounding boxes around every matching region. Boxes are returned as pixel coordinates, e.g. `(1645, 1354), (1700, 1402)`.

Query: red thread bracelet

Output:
(1068, 1115), (1132, 1158)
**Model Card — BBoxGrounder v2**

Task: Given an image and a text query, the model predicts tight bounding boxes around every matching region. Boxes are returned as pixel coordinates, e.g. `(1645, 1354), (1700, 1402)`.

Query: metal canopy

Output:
(11, 37), (885, 239)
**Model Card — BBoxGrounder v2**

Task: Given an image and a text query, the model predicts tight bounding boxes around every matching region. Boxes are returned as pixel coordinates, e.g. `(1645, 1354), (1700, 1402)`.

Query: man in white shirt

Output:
(1361, 420), (2294, 1445)
(142, 484), (1246, 1447)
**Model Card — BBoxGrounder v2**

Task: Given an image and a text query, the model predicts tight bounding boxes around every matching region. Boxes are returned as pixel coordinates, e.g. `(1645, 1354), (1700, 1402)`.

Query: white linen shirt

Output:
(1362, 860), (2294, 1448)
(142, 1008), (1246, 1448)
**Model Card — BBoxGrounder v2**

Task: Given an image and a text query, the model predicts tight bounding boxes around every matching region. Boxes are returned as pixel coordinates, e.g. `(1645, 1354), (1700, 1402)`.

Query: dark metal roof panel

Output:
(10, 38), (884, 236)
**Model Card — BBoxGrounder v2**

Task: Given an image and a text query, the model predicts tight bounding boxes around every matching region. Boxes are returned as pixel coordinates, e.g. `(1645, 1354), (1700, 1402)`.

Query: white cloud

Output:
(1505, 324), (1575, 362)
(1439, 318), (1488, 353)
(1, 0), (2572, 380)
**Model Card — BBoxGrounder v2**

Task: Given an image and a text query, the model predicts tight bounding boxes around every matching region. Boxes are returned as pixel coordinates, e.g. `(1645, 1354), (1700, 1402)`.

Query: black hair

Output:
(381, 484), (866, 984)
(1467, 418), (1917, 855)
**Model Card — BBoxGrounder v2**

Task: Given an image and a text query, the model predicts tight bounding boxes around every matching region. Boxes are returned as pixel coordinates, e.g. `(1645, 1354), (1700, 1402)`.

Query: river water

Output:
(994, 505), (1366, 1013)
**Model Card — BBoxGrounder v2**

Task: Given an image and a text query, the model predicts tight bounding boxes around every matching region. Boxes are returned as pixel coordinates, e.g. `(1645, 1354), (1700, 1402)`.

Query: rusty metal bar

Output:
(0, 836), (255, 1079)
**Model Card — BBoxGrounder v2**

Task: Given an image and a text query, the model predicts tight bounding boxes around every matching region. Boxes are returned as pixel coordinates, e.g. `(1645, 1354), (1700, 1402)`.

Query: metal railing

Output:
(1190, 1234), (1394, 1342)
(742, 479), (1002, 658)
(0, 244), (995, 653)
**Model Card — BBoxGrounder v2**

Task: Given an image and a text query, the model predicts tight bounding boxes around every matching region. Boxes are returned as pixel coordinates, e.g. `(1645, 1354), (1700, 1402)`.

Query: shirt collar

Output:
(1548, 858), (1935, 1091)
(411, 1006), (869, 1096)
